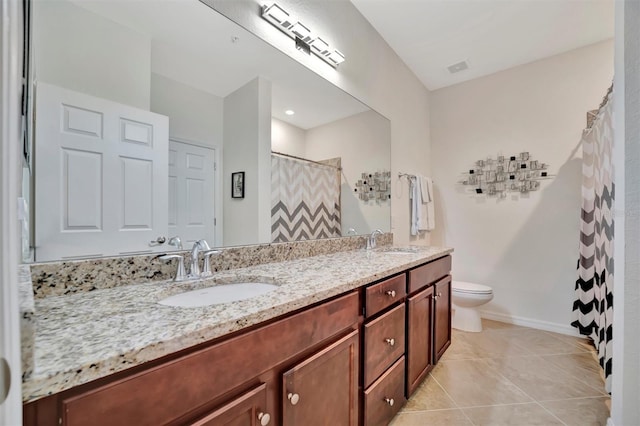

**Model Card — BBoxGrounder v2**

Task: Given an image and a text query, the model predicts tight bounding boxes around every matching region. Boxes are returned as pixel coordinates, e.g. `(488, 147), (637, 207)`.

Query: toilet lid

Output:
(452, 281), (492, 294)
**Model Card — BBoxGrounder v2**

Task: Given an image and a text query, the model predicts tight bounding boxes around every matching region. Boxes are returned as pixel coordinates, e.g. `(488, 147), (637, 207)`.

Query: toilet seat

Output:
(452, 281), (492, 295)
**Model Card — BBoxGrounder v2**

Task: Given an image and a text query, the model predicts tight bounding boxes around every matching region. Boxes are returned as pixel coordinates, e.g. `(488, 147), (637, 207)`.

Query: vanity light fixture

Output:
(261, 2), (346, 67)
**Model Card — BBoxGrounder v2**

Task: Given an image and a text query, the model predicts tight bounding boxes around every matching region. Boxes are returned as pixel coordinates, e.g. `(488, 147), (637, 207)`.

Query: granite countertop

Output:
(22, 246), (452, 403)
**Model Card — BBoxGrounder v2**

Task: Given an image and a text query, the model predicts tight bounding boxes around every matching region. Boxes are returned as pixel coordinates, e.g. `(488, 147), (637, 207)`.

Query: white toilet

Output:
(451, 281), (494, 332)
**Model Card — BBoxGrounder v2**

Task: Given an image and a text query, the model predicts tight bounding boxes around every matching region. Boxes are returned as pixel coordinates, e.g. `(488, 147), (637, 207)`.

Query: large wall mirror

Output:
(25, 0), (391, 262)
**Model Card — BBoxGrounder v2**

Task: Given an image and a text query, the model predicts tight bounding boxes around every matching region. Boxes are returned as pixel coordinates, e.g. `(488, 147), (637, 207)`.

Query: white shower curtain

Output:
(572, 89), (614, 392)
(271, 155), (341, 242)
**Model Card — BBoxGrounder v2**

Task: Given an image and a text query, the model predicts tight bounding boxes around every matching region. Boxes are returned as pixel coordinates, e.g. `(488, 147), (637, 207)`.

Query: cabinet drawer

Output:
(363, 303), (405, 388)
(363, 357), (405, 426)
(60, 292), (359, 426)
(408, 255), (451, 294)
(365, 274), (406, 317)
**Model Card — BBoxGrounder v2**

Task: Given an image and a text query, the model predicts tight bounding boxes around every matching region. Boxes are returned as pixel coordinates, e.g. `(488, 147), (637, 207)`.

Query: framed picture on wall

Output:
(232, 172), (245, 199)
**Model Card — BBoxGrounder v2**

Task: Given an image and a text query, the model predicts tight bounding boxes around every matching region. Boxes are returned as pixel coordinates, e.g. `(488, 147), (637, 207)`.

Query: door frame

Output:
(169, 136), (223, 247)
(0, 0), (25, 423)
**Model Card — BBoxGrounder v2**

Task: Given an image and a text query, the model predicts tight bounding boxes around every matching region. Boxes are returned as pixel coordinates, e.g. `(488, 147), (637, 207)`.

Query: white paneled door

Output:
(168, 140), (215, 249)
(35, 83), (169, 261)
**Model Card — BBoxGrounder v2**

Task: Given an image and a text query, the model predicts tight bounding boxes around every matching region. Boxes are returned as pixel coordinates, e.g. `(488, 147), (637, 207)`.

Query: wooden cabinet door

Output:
(434, 275), (452, 363)
(189, 383), (271, 426)
(406, 285), (434, 397)
(282, 330), (359, 426)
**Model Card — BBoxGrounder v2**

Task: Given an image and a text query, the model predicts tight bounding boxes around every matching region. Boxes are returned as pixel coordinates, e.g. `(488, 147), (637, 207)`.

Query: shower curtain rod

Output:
(587, 83), (613, 129)
(271, 151), (342, 171)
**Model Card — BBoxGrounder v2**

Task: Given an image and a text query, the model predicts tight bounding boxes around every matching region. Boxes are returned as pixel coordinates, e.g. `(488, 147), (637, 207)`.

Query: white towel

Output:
(410, 177), (421, 236)
(418, 175), (435, 231)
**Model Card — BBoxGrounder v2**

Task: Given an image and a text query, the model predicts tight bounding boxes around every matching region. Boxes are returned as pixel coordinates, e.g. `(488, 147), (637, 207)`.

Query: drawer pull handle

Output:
(257, 412), (271, 425)
(288, 392), (300, 405)
(384, 397), (395, 406)
(385, 290), (396, 297)
(385, 338), (395, 347)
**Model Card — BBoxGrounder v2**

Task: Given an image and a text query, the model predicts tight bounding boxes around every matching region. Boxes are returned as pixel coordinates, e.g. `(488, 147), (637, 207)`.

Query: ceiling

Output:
(351, 0), (615, 90)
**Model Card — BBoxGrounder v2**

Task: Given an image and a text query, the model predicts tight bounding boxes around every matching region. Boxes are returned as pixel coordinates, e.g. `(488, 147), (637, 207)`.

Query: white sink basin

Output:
(158, 282), (279, 308)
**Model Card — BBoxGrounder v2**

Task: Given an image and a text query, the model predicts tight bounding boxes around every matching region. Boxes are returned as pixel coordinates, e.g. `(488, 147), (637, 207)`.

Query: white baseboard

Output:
(478, 310), (584, 337)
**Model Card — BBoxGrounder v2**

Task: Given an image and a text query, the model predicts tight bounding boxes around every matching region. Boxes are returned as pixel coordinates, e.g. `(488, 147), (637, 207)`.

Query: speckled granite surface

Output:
(30, 234), (392, 299)
(22, 245), (451, 403)
(19, 265), (35, 380)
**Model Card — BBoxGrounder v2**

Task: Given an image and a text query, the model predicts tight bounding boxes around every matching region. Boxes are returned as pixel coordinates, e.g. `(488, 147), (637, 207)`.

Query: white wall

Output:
(611, 1), (640, 424)
(305, 110), (391, 235)
(271, 118), (306, 157)
(206, 0), (431, 245)
(150, 73), (223, 147)
(223, 77), (272, 246)
(430, 40), (614, 333)
(33, 0), (151, 109)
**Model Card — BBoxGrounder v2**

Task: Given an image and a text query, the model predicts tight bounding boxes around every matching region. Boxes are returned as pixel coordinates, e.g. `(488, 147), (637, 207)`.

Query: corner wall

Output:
(430, 40), (614, 333)
(223, 77), (272, 246)
(611, 0), (640, 423)
(305, 110), (391, 235)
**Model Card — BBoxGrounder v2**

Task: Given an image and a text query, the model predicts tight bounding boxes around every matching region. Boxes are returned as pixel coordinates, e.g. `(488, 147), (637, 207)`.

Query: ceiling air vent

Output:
(447, 60), (469, 74)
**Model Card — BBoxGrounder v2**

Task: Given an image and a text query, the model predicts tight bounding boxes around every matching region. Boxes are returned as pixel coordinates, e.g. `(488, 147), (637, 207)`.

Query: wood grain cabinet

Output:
(23, 256), (454, 426)
(405, 256), (452, 398)
(362, 274), (407, 426)
(188, 383), (271, 426)
(282, 330), (359, 426)
(434, 275), (452, 363)
(405, 285), (434, 396)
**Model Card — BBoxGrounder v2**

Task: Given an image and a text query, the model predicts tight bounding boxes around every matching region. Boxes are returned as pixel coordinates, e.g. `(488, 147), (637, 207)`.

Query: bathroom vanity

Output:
(22, 246), (452, 426)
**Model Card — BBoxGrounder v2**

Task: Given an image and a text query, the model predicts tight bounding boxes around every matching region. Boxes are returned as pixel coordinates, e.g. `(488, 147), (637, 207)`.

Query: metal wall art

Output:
(462, 152), (552, 198)
(354, 171), (391, 202)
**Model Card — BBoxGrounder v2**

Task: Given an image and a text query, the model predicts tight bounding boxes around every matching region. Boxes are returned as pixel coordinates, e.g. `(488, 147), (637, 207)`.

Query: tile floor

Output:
(390, 320), (610, 426)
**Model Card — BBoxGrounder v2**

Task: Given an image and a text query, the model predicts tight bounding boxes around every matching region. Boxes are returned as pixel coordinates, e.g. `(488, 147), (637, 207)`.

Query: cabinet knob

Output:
(385, 338), (395, 347)
(385, 290), (396, 297)
(384, 397), (395, 406)
(434, 294), (439, 300)
(287, 392), (300, 405)
(257, 412), (271, 425)
(438, 292), (443, 297)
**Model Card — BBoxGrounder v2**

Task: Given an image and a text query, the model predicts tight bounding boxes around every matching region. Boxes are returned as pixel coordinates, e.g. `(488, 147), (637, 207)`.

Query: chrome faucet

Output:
(190, 239), (211, 277)
(201, 249), (221, 277)
(168, 236), (183, 250)
(366, 229), (384, 250)
(346, 227), (357, 236)
(158, 254), (187, 282)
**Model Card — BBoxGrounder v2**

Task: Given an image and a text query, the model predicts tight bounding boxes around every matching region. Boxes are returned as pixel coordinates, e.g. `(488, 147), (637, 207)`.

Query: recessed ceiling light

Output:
(285, 110), (295, 115)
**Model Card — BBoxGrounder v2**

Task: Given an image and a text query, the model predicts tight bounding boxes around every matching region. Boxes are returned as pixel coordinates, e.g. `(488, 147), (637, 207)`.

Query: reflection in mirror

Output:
(26, 0), (391, 262)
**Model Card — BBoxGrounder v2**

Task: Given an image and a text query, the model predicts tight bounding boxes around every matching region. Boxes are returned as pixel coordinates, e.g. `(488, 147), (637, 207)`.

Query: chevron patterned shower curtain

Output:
(572, 92), (614, 392)
(271, 155), (341, 242)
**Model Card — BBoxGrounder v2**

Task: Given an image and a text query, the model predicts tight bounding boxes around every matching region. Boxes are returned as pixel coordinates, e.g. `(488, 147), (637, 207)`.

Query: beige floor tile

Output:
(543, 353), (605, 391)
(481, 319), (529, 332)
(500, 329), (591, 355)
(462, 403), (565, 426)
(541, 397), (610, 426)
(443, 329), (533, 360)
(390, 409), (473, 426)
(483, 356), (607, 401)
(403, 375), (457, 411)
(431, 359), (532, 407)
(390, 320), (608, 426)
(546, 332), (596, 353)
